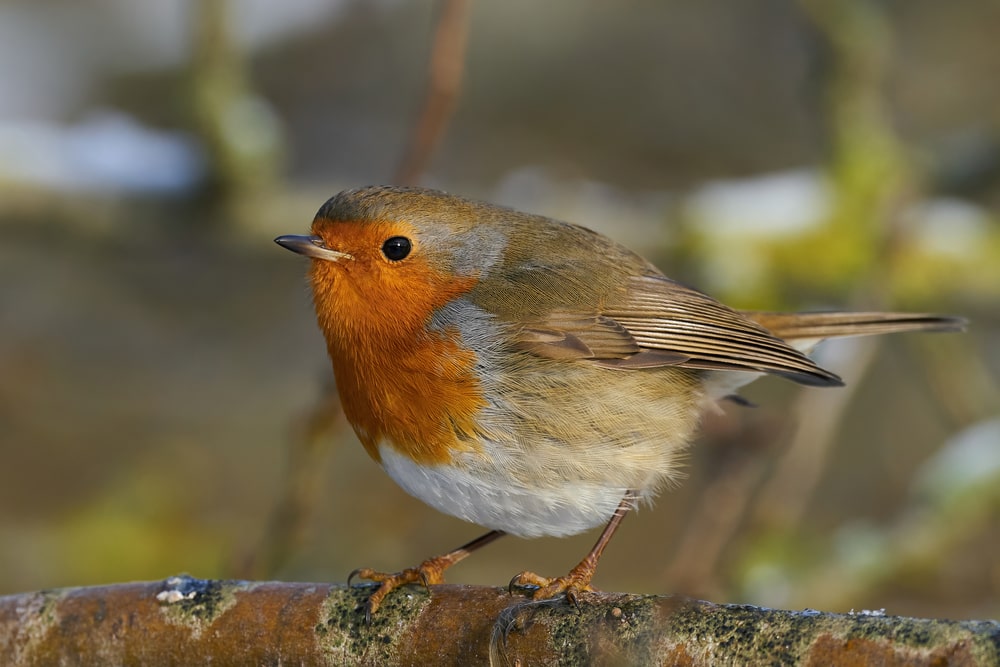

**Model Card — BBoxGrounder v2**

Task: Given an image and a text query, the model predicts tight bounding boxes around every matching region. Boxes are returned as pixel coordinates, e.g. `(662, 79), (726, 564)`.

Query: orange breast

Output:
(308, 220), (487, 466)
(331, 331), (486, 465)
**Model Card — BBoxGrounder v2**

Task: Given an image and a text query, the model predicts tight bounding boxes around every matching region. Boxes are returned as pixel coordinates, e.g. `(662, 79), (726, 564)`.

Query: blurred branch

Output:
(395, 0), (472, 185)
(660, 457), (769, 598)
(236, 381), (344, 579)
(3, 577), (997, 666)
(767, 0), (911, 294)
(915, 334), (1000, 427)
(725, 1), (984, 606)
(788, 441), (1000, 611)
(190, 0), (285, 207)
(749, 0), (909, 531)
(798, 0), (906, 201)
(660, 412), (787, 597)
(751, 336), (879, 528)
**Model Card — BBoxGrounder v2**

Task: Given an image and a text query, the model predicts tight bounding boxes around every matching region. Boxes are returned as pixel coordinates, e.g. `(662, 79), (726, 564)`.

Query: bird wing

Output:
(515, 274), (843, 387)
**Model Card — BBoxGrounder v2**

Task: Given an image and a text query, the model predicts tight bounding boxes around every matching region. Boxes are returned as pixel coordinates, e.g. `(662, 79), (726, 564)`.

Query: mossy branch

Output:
(2, 576), (997, 666)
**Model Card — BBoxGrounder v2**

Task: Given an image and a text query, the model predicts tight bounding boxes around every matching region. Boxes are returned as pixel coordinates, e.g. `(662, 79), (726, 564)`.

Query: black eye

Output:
(381, 236), (412, 261)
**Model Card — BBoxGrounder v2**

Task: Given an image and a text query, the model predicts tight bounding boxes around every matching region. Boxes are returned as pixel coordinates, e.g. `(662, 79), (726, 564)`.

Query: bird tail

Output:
(742, 311), (966, 351)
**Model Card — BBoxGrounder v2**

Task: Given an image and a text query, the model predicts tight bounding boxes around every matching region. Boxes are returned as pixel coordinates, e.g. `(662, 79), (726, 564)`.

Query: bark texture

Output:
(1, 576), (997, 666)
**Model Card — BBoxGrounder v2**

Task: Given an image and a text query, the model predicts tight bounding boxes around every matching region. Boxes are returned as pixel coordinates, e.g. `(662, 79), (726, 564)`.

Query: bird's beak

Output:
(274, 235), (352, 261)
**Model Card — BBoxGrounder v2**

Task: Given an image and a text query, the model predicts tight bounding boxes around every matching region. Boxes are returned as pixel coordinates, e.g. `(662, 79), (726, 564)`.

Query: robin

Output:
(275, 185), (962, 617)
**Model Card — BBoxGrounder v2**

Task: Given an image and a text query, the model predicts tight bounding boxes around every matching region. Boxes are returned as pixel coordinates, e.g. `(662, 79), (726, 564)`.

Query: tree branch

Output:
(394, 0), (472, 185)
(2, 576), (997, 665)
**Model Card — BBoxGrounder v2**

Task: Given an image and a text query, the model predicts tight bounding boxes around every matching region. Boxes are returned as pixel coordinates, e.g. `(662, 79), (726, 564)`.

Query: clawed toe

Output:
(346, 530), (508, 621)
(508, 570), (543, 594)
(347, 565), (441, 620)
(508, 569), (596, 606)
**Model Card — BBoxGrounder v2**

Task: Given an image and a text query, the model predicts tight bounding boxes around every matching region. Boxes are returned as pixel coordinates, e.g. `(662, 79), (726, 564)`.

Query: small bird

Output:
(276, 185), (962, 617)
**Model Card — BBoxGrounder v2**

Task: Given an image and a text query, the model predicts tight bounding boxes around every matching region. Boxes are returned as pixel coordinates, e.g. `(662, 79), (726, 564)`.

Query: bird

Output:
(275, 185), (963, 617)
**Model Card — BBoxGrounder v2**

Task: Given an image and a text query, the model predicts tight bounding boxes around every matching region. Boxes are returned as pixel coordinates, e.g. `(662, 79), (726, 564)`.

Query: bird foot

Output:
(348, 555), (452, 621)
(347, 530), (507, 621)
(508, 561), (598, 606)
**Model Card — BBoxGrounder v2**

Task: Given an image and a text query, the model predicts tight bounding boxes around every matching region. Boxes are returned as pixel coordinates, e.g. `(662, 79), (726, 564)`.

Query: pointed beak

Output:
(274, 235), (352, 261)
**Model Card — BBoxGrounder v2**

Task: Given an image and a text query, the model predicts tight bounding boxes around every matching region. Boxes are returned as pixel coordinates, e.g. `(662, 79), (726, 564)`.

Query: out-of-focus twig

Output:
(788, 435), (1000, 611)
(914, 333), (1000, 427)
(752, 336), (879, 528)
(190, 0), (285, 208)
(727, 2), (994, 616)
(749, 0), (910, 531)
(798, 0), (904, 198)
(236, 380), (343, 579)
(661, 411), (787, 597)
(394, 0), (472, 185)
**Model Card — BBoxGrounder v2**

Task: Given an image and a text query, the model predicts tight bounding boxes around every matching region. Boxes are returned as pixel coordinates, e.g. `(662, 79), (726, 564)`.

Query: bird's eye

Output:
(381, 236), (412, 261)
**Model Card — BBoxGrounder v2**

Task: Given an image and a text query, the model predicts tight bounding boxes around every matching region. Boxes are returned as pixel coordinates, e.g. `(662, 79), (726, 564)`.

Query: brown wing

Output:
(517, 312), (691, 366)
(516, 275), (843, 387)
(517, 313), (639, 359)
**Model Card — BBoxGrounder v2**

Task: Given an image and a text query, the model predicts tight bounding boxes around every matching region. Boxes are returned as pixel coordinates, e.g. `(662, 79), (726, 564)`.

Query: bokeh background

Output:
(1, 0), (998, 622)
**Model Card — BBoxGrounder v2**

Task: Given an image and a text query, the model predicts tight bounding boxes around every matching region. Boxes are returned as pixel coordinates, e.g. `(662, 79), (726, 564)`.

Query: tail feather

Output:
(701, 311), (963, 398)
(743, 311), (966, 342)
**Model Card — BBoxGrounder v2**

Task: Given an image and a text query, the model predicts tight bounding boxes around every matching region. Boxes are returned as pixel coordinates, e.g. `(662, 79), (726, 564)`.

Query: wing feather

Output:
(515, 274), (843, 386)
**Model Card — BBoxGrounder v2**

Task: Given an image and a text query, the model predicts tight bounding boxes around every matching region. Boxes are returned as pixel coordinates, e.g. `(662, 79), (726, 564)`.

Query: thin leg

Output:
(509, 491), (635, 605)
(350, 529), (506, 619)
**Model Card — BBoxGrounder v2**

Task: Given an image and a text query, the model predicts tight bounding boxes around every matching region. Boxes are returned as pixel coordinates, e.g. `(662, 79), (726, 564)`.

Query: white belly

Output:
(378, 445), (628, 538)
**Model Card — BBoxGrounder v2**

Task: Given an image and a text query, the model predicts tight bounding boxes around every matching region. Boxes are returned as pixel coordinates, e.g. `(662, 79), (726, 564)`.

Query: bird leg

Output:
(509, 492), (635, 605)
(349, 529), (506, 619)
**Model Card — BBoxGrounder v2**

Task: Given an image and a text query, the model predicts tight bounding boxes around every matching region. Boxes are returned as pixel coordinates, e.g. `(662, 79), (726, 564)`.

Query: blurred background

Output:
(1, 0), (998, 622)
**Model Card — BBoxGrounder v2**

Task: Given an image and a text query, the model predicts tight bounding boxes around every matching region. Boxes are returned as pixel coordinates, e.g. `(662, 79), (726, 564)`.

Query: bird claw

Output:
(508, 570), (595, 608)
(508, 571), (544, 594)
(346, 567), (374, 589)
(346, 560), (450, 621)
